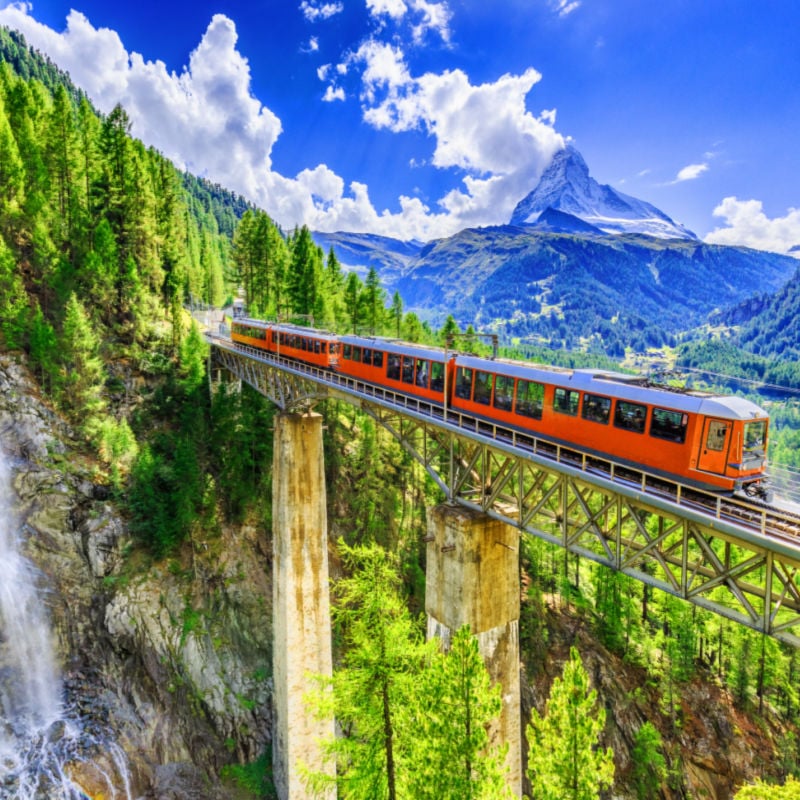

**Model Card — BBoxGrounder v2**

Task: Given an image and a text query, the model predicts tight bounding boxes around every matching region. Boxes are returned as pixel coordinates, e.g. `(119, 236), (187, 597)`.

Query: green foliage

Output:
(0, 233), (27, 349)
(304, 541), (425, 800)
(220, 750), (277, 799)
(59, 292), (106, 422)
(403, 626), (512, 800)
(631, 722), (667, 799)
(305, 543), (509, 800)
(526, 646), (614, 800)
(735, 776), (800, 799)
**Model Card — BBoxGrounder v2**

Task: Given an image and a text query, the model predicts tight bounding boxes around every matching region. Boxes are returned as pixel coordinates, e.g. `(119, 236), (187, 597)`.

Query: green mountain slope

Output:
(395, 226), (798, 353)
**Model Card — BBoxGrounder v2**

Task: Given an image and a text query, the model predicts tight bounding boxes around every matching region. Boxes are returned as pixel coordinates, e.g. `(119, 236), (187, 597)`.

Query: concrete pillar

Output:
(426, 504), (522, 796)
(272, 412), (335, 800)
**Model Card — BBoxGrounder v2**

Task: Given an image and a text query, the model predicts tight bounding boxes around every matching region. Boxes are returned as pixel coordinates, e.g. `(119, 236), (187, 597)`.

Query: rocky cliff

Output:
(0, 355), (272, 799)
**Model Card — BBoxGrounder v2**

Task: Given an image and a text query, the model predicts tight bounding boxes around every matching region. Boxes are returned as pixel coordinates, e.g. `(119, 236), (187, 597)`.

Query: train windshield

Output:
(743, 420), (767, 465)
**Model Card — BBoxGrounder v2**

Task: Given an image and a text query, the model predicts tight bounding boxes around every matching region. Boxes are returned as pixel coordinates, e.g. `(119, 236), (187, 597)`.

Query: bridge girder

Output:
(209, 339), (800, 646)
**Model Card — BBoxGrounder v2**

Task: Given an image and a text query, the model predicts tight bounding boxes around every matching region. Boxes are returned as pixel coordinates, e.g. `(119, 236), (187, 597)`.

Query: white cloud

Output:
(300, 1), (344, 22)
(323, 85), (345, 102)
(409, 0), (452, 43)
(673, 162), (709, 183)
(366, 0), (452, 42)
(353, 41), (564, 212)
(367, 0), (408, 20)
(705, 197), (800, 257)
(553, 0), (581, 17)
(304, 36), (320, 52)
(0, 5), (564, 241)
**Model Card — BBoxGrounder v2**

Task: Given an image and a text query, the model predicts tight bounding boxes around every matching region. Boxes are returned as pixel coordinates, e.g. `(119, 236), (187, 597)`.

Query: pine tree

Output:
(403, 626), (512, 800)
(389, 291), (403, 338)
(344, 271), (363, 333)
(304, 542), (424, 800)
(59, 291), (106, 422)
(363, 266), (385, 334)
(526, 647), (614, 800)
(440, 314), (460, 346)
(0, 233), (28, 349)
(631, 722), (666, 799)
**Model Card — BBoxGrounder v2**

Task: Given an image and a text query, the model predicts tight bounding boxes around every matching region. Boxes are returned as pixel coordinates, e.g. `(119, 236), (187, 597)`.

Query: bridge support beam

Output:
(426, 504), (522, 796)
(272, 412), (335, 800)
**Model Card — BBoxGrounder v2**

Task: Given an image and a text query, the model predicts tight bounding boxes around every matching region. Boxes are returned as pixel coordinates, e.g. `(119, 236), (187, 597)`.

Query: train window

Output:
(650, 408), (687, 443)
(582, 393), (611, 424)
(473, 371), (493, 405)
(330, 343), (339, 356)
(455, 367), (473, 400)
(553, 387), (579, 416)
(387, 353), (401, 380)
(515, 380), (544, 420)
(705, 420), (728, 452)
(430, 361), (444, 392)
(314, 340), (321, 354)
(416, 359), (429, 388)
(614, 401), (647, 433)
(402, 356), (415, 383)
(353, 346), (362, 363)
(373, 350), (384, 369)
(362, 348), (372, 366)
(743, 420), (766, 464)
(343, 344), (352, 360)
(493, 375), (514, 411)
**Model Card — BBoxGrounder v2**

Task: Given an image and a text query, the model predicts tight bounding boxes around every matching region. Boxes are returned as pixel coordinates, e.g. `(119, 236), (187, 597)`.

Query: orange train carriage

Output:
(228, 321), (769, 496)
(231, 318), (340, 369)
(449, 354), (769, 496)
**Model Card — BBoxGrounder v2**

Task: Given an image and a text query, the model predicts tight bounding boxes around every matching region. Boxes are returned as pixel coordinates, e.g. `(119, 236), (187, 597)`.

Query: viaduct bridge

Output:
(203, 324), (800, 799)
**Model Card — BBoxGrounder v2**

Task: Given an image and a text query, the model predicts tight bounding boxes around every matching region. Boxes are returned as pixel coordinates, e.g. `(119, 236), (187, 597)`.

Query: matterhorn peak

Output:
(510, 145), (697, 240)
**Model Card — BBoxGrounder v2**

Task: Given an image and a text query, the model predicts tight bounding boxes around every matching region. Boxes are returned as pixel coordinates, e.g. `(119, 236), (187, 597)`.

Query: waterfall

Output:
(0, 451), (132, 799)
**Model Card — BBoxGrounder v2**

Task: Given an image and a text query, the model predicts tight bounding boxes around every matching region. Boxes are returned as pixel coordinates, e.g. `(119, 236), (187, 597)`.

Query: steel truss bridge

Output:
(207, 333), (800, 646)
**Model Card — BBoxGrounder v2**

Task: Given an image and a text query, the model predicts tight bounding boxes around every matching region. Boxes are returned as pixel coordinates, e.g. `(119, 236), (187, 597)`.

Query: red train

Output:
(230, 319), (770, 497)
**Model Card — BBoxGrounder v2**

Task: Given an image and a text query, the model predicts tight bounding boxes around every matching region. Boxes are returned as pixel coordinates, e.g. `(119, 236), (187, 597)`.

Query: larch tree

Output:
(304, 542), (424, 800)
(402, 625), (512, 800)
(59, 291), (106, 423)
(526, 646), (614, 800)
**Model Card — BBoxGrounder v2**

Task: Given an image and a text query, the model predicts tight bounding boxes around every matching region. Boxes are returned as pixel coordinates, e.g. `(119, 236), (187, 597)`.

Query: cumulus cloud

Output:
(352, 40), (564, 224)
(704, 198), (800, 257)
(0, 4), (563, 241)
(323, 84), (345, 102)
(300, 1), (344, 22)
(366, 0), (452, 42)
(673, 162), (709, 183)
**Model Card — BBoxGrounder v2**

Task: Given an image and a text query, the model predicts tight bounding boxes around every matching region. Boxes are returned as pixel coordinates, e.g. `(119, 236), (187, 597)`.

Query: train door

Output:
(698, 418), (731, 475)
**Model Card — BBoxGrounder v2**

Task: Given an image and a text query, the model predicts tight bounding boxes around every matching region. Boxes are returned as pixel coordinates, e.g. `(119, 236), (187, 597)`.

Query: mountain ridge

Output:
(510, 145), (697, 239)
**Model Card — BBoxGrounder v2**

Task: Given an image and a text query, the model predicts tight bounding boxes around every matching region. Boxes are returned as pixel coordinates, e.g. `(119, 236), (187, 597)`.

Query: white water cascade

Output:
(0, 451), (132, 799)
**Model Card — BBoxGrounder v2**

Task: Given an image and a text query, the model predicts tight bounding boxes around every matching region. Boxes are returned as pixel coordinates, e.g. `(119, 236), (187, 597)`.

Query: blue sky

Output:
(1, 0), (799, 253)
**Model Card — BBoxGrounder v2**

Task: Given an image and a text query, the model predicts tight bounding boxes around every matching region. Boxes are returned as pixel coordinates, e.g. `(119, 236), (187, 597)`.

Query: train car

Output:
(230, 318), (340, 369)
(449, 355), (769, 495)
(271, 323), (340, 369)
(230, 316), (272, 350)
(336, 334), (451, 404)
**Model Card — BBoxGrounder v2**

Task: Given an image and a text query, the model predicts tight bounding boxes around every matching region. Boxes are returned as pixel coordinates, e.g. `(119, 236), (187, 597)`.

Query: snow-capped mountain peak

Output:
(510, 145), (697, 240)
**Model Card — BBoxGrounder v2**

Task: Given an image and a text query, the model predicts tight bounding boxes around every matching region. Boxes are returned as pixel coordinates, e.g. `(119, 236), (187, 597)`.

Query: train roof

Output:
(339, 334), (447, 362)
(454, 356), (768, 421)
(233, 318), (339, 342)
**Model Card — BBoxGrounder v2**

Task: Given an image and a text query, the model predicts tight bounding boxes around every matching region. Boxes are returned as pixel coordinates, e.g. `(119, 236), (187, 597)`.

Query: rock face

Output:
(0, 355), (272, 798)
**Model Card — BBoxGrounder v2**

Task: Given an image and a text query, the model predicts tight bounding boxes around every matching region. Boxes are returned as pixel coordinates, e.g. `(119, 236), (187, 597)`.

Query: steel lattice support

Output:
(209, 339), (800, 646)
